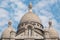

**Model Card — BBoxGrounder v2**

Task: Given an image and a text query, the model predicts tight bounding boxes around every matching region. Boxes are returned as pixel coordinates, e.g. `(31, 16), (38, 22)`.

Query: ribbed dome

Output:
(2, 26), (15, 38)
(20, 2), (41, 23)
(20, 12), (41, 23)
(49, 27), (58, 38)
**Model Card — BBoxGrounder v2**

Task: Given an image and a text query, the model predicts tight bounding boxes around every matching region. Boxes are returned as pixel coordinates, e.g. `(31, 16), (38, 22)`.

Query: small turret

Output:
(48, 19), (58, 40)
(2, 20), (16, 40)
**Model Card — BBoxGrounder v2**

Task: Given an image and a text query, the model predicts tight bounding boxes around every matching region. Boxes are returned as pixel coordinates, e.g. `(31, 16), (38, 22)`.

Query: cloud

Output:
(33, 0), (57, 18)
(40, 10), (54, 18)
(0, 8), (8, 18)
(0, 0), (10, 8)
(39, 16), (49, 27)
(34, 0), (57, 9)
(10, 0), (27, 9)
(0, 8), (9, 27)
(10, 0), (28, 22)
(14, 11), (25, 22)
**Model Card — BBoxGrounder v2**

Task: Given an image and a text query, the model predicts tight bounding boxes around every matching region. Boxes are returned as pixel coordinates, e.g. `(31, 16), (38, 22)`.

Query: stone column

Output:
(44, 29), (51, 40)
(10, 31), (16, 40)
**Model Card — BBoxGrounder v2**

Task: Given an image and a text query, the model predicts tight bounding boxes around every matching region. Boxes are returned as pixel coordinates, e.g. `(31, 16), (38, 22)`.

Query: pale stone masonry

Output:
(1, 2), (59, 40)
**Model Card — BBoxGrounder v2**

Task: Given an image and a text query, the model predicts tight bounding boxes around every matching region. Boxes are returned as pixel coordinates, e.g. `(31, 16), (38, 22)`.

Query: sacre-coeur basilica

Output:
(0, 3), (60, 40)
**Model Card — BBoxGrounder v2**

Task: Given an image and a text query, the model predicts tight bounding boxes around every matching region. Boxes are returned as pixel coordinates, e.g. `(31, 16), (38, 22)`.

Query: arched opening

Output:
(27, 25), (32, 36)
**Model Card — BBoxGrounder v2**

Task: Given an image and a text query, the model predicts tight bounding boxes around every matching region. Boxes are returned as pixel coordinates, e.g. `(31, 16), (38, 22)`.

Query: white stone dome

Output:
(20, 2), (41, 23)
(2, 26), (15, 38)
(49, 27), (58, 38)
(20, 12), (41, 23)
(2, 21), (15, 38)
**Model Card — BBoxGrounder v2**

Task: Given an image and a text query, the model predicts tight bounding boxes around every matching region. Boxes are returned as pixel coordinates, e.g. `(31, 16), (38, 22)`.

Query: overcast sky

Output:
(0, 0), (60, 38)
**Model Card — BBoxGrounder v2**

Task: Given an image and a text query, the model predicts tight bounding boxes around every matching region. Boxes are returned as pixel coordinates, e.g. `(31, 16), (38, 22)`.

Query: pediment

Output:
(33, 31), (44, 39)
(16, 32), (25, 39)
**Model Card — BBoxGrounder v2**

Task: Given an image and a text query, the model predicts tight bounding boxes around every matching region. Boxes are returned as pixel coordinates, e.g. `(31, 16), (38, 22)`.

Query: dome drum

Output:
(18, 21), (44, 32)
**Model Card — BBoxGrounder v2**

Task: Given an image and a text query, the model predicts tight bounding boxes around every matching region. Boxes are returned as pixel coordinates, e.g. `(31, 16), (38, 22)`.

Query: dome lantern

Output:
(48, 19), (52, 28)
(8, 20), (12, 27)
(28, 2), (32, 12)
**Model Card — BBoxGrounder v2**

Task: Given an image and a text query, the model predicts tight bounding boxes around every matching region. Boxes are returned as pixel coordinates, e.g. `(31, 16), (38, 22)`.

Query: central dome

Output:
(20, 3), (41, 23)
(20, 12), (41, 23)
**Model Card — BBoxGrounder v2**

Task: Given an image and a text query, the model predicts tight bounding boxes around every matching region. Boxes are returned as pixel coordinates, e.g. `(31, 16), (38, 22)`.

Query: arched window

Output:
(28, 25), (32, 36)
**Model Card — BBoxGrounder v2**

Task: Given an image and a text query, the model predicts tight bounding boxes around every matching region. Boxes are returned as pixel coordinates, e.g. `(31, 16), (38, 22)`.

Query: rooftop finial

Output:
(49, 18), (52, 28)
(8, 20), (12, 27)
(28, 2), (32, 12)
